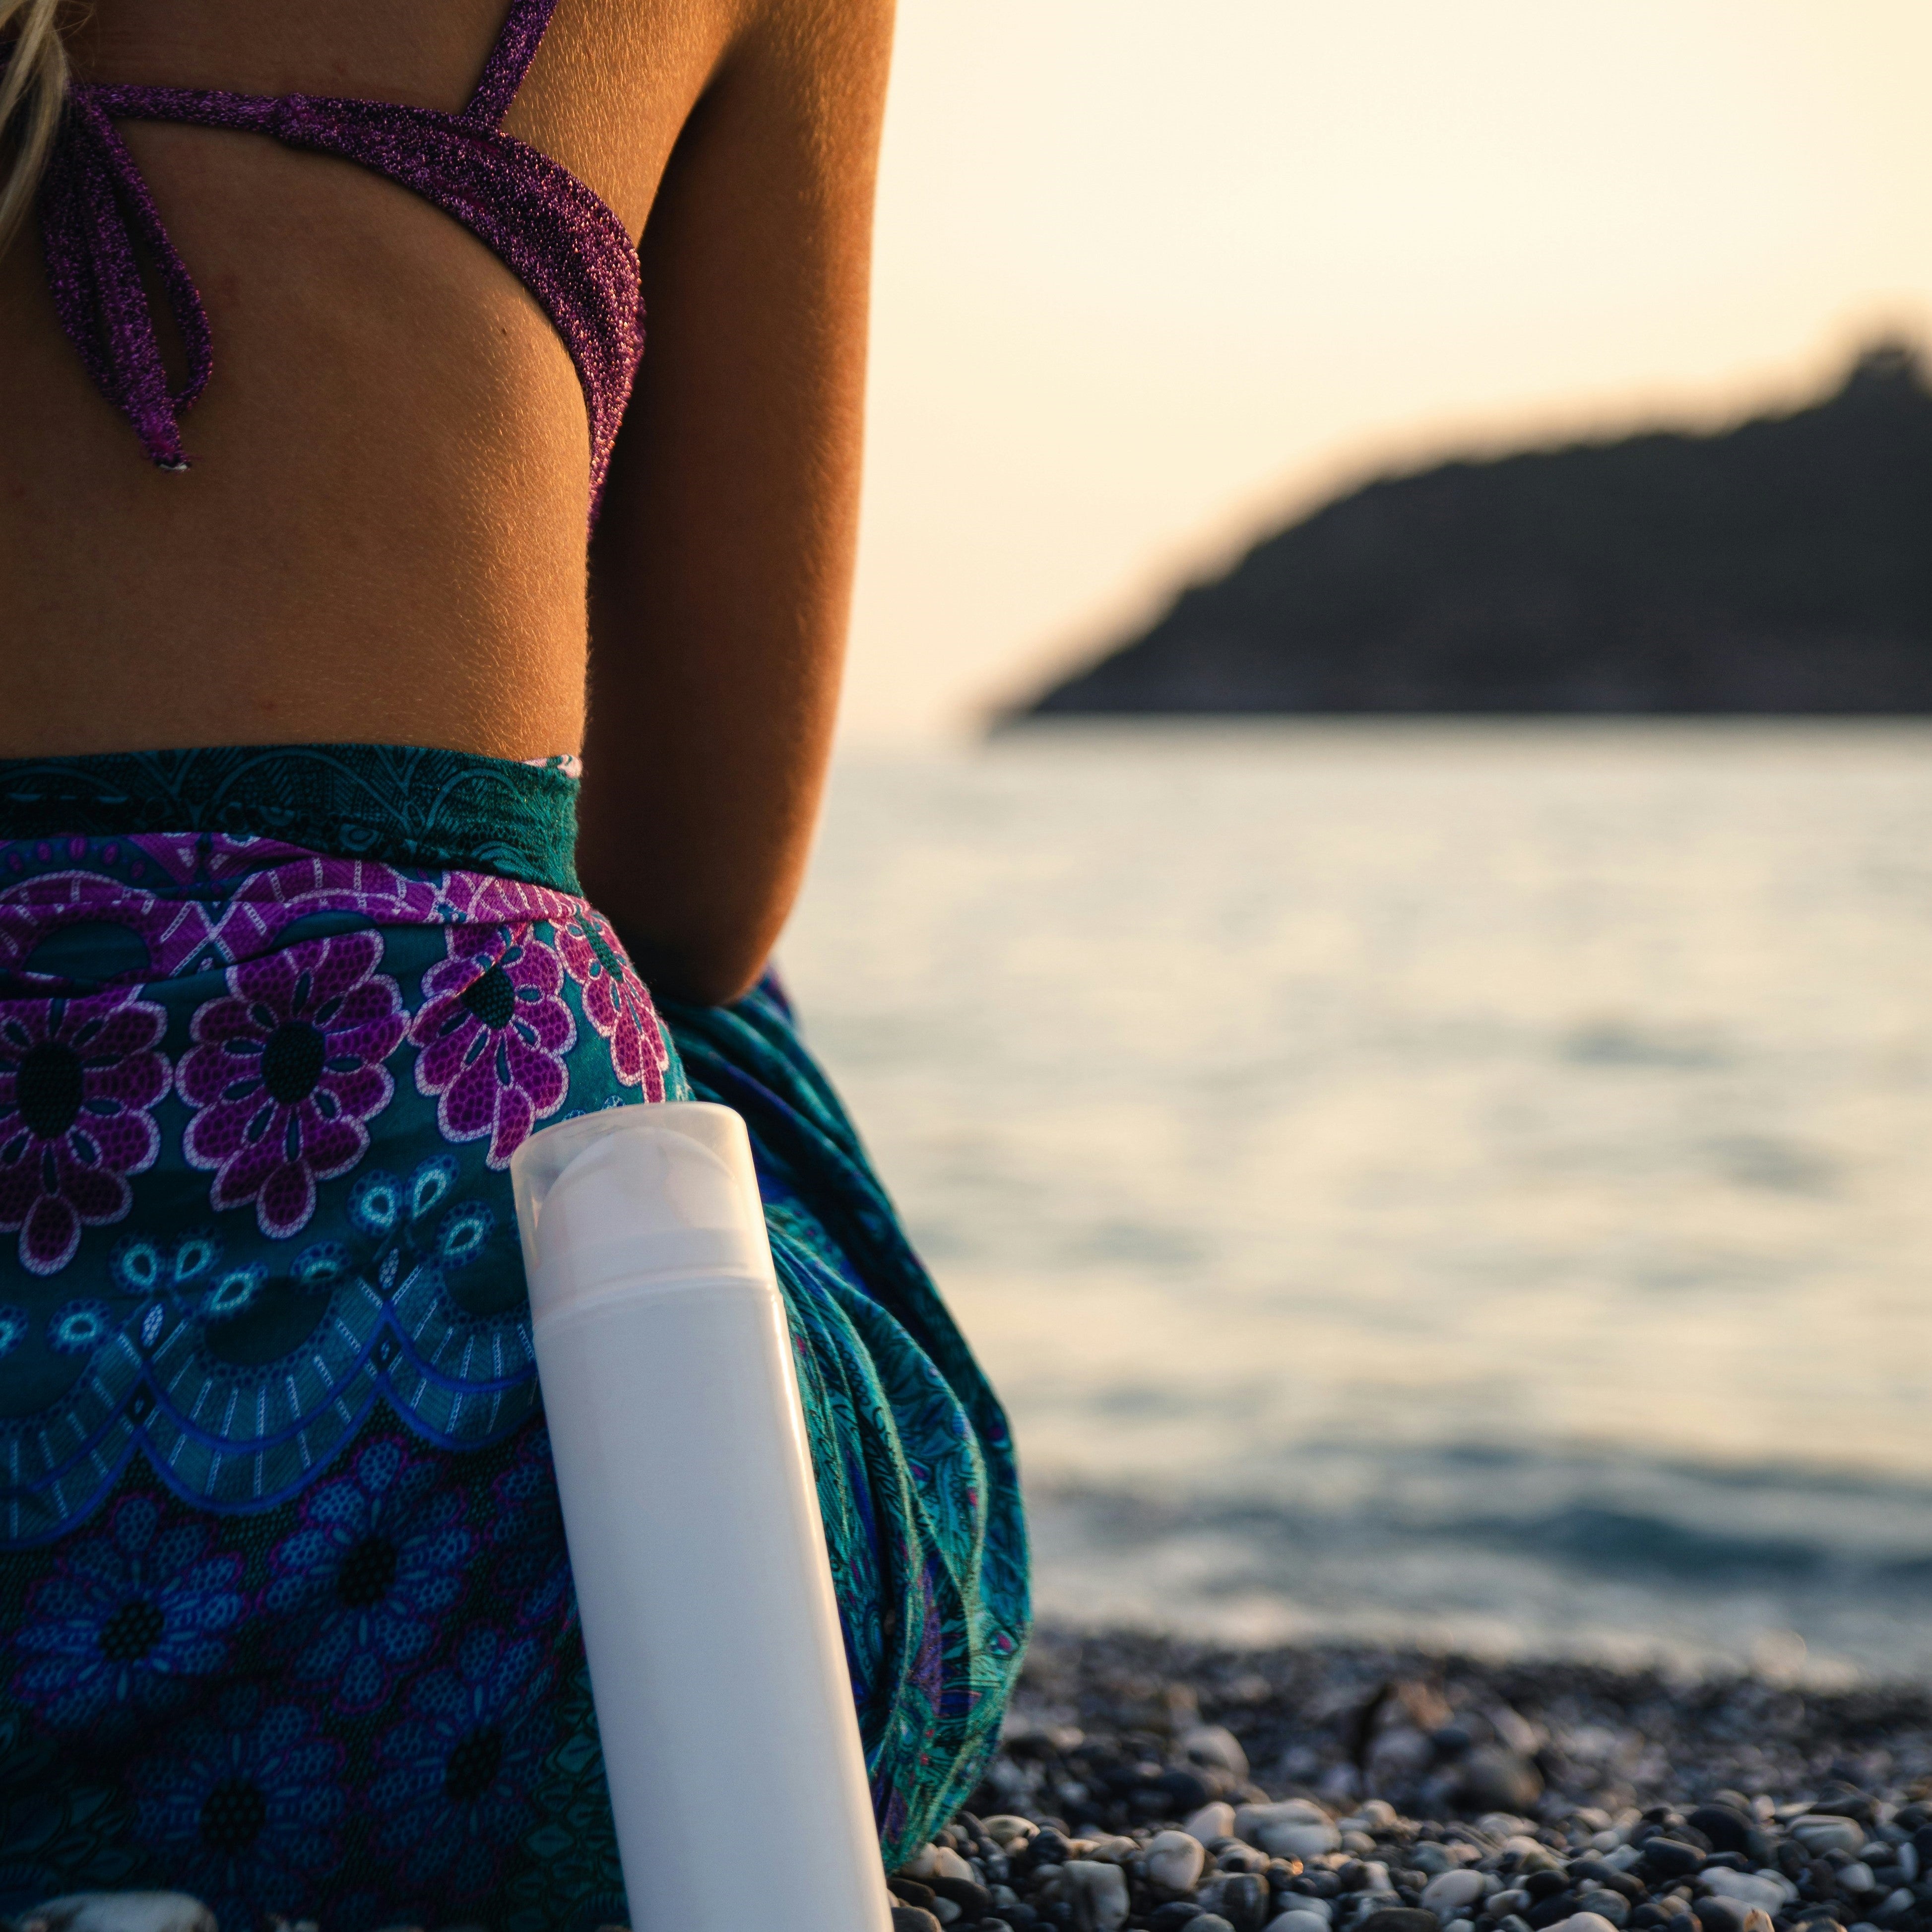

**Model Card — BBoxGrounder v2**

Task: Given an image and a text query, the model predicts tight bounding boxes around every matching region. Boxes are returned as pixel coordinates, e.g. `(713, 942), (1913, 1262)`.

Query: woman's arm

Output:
(575, 0), (893, 1006)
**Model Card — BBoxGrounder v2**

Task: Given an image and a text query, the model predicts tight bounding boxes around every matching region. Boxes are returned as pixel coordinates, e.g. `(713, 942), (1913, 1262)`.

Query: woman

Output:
(0, 0), (1027, 1925)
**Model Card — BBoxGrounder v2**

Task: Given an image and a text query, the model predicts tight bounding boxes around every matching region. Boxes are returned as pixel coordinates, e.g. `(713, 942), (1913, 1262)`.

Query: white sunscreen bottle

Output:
(510, 1102), (893, 1932)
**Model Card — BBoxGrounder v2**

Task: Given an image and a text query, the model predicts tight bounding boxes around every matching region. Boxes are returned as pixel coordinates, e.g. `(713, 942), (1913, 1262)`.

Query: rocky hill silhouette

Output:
(1020, 343), (1932, 715)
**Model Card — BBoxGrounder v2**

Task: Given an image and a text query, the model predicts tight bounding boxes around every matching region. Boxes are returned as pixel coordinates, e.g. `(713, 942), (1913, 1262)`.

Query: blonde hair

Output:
(0, 0), (68, 252)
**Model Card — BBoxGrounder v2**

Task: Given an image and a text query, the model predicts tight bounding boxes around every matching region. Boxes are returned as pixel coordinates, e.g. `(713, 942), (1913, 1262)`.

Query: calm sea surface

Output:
(776, 724), (1932, 1682)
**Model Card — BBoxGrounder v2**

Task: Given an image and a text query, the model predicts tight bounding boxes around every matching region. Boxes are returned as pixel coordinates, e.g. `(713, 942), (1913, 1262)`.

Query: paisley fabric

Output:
(0, 749), (1029, 1932)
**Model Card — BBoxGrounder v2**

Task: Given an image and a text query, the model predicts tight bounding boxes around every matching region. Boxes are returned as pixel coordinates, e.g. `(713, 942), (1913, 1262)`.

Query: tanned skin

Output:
(0, 0), (892, 1002)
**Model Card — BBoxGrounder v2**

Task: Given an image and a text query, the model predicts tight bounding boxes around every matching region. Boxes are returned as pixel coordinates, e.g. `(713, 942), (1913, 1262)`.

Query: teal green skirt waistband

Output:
(0, 743), (581, 893)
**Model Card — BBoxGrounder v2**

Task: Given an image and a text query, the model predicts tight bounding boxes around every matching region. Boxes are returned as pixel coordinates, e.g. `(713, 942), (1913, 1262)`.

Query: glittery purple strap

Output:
(32, 0), (642, 511)
(463, 0), (560, 129)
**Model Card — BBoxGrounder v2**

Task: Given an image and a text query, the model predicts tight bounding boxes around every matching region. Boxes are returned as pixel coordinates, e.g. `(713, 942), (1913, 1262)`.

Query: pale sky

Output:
(841, 0), (1932, 742)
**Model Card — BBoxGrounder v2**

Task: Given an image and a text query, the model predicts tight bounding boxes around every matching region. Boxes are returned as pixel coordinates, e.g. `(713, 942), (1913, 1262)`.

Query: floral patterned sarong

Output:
(0, 746), (1028, 1932)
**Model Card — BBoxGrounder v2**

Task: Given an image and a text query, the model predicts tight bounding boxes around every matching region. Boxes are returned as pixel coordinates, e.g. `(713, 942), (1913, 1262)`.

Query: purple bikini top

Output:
(36, 0), (641, 511)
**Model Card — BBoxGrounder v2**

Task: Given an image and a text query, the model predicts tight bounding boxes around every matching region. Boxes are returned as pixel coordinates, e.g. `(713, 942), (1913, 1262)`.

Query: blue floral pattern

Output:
(369, 1625), (553, 1898)
(8, 1493), (245, 1736)
(264, 1435), (473, 1713)
(129, 1685), (345, 1919)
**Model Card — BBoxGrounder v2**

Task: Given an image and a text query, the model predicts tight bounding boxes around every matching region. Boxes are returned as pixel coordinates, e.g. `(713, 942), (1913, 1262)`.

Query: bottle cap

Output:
(511, 1103), (773, 1320)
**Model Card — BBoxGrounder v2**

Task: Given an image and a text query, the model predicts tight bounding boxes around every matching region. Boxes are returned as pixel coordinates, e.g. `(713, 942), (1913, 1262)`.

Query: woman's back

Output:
(0, 0), (873, 872)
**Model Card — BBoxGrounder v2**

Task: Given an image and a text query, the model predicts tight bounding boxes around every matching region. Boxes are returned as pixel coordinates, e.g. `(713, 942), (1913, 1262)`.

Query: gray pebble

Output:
(1183, 1725), (1253, 1780)
(1147, 1829), (1209, 1896)
(20, 1901), (215, 1932)
(1694, 1900), (1749, 1932)
(1059, 1859), (1130, 1932)
(1792, 1820), (1867, 1859)
(1574, 1892), (1631, 1927)
(1356, 1911), (1440, 1932)
(1421, 1871), (1486, 1915)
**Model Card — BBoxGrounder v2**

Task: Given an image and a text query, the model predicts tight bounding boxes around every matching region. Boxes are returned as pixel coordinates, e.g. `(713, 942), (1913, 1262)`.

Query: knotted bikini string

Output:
(37, 81), (641, 488)
(39, 89), (212, 470)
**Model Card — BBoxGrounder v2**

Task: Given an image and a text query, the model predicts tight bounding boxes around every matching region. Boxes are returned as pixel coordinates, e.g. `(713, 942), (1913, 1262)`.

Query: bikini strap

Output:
(461, 0), (561, 129)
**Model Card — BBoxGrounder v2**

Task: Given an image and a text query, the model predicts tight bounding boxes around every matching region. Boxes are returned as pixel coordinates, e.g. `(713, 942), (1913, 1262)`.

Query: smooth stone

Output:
(1270, 1914), (1334, 1932)
(1235, 1802), (1345, 1861)
(1208, 1873), (1272, 1932)
(1839, 1866), (1877, 1896)
(931, 1903), (961, 1927)
(1150, 1907), (1205, 1932)
(1793, 1822), (1867, 1859)
(1080, 1836), (1140, 1867)
(985, 1816), (1041, 1847)
(1423, 1873), (1488, 1916)
(1699, 1874), (1787, 1913)
(1189, 1803), (1240, 1844)
(891, 1912), (942, 1932)
(1357, 1913), (1440, 1932)
(1184, 1724), (1254, 1780)
(1060, 1860), (1131, 1932)
(1571, 1866), (1645, 1903)
(930, 1873), (992, 1916)
(20, 1901), (216, 1932)
(1642, 1843), (1707, 1881)
(1552, 1917), (1621, 1932)
(1575, 1893), (1630, 1927)
(900, 1844), (977, 1885)
(1147, 1830), (1210, 1897)
(1692, 1902), (1749, 1932)
(1739, 1916), (1775, 1932)
(891, 1879), (938, 1910)
(1188, 1921), (1238, 1932)
(1687, 1809), (1759, 1859)
(1526, 1900), (1580, 1931)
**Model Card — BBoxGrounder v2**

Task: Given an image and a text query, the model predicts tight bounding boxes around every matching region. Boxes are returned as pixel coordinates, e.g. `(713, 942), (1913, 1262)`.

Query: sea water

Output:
(778, 723), (1932, 1684)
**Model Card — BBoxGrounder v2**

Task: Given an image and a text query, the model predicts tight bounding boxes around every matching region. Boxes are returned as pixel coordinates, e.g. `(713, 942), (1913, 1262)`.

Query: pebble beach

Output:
(883, 1627), (1932, 1932)
(21, 1626), (1932, 1932)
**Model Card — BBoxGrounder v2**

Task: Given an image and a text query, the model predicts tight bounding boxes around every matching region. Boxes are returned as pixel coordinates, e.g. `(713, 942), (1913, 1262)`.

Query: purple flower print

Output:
(556, 906), (668, 1099)
(410, 926), (575, 1168)
(264, 1435), (474, 1714)
(0, 989), (168, 1275)
(10, 1492), (245, 1736)
(0, 865), (217, 985)
(179, 932), (406, 1239)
